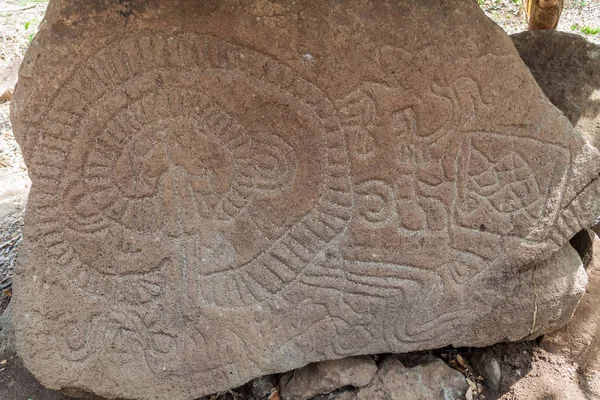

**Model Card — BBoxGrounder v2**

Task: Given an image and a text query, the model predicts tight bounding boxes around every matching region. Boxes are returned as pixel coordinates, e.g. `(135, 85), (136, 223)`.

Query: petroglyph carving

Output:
(11, 1), (600, 398)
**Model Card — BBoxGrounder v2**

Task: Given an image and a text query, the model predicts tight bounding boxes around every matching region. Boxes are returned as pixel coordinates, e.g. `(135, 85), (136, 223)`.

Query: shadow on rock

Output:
(512, 30), (600, 149)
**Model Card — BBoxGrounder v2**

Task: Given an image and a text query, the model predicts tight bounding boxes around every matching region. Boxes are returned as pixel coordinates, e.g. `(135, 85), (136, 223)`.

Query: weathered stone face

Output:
(10, 1), (600, 399)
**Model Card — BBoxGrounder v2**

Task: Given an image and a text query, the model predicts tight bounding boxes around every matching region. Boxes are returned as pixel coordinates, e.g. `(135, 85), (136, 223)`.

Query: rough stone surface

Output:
(521, 242), (587, 341)
(511, 30), (600, 150)
(279, 356), (376, 400)
(354, 355), (468, 400)
(512, 31), (600, 239)
(10, 1), (600, 399)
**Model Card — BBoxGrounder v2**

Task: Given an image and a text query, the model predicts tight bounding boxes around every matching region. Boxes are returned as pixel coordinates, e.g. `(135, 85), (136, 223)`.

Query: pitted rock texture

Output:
(10, 1), (600, 399)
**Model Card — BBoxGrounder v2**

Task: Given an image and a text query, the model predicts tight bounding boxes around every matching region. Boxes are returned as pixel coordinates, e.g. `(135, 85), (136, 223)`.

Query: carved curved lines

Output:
(252, 133), (298, 196)
(338, 89), (377, 159)
(25, 33), (351, 311)
(355, 180), (395, 228)
(355, 179), (448, 234)
(61, 304), (188, 374)
(69, 90), (258, 236)
(194, 127), (353, 307)
(454, 131), (570, 240)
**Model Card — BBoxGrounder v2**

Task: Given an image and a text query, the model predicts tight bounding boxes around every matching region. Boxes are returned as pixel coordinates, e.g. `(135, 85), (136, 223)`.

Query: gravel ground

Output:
(0, 0), (40, 315)
(0, 0), (46, 71)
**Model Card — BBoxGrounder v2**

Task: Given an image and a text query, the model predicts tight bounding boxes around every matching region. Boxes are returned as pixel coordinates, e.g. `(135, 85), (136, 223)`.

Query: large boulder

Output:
(511, 30), (600, 150)
(10, 1), (600, 399)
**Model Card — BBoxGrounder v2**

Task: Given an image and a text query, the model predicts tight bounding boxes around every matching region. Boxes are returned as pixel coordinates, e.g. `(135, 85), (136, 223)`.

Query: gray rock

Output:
(11, 1), (600, 399)
(280, 356), (376, 400)
(512, 31), (600, 241)
(356, 356), (468, 400)
(471, 349), (502, 391)
(0, 302), (15, 358)
(511, 30), (600, 150)
(523, 242), (587, 340)
(252, 375), (278, 400)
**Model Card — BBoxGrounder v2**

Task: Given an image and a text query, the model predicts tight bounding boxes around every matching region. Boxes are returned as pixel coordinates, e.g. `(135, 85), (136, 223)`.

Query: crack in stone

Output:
(562, 172), (600, 214)
(529, 265), (539, 337)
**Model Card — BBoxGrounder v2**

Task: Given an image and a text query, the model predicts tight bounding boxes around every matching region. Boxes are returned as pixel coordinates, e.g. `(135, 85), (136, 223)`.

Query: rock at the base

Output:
(471, 349), (502, 392)
(355, 356), (468, 400)
(11, 0), (600, 399)
(279, 356), (376, 400)
(252, 375), (279, 400)
(0, 302), (15, 358)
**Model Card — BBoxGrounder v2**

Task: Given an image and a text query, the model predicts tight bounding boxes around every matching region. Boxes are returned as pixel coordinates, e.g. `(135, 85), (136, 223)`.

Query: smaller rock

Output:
(252, 374), (279, 400)
(471, 349), (502, 391)
(0, 302), (15, 358)
(311, 389), (357, 400)
(356, 355), (468, 400)
(279, 356), (377, 400)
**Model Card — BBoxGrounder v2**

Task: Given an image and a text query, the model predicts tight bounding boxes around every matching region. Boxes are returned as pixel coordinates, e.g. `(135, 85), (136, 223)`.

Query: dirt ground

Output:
(1, 1), (600, 399)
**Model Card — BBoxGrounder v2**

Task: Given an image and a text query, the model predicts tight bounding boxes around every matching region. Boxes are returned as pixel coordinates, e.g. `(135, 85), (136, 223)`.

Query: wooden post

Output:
(523, 0), (564, 30)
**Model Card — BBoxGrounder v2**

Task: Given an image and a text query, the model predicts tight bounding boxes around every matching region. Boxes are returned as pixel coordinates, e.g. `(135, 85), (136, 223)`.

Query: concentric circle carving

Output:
(29, 33), (352, 307)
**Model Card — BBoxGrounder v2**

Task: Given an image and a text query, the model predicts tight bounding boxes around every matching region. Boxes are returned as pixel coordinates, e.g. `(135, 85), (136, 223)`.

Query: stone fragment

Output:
(355, 355), (468, 400)
(279, 356), (376, 400)
(511, 31), (600, 150)
(252, 375), (279, 400)
(11, 1), (600, 399)
(471, 349), (502, 391)
(0, 303), (15, 358)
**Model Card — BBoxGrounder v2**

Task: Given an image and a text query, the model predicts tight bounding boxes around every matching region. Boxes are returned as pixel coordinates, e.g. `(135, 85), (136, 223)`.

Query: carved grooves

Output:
(197, 107), (353, 307)
(26, 33), (351, 307)
(76, 89), (256, 235)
